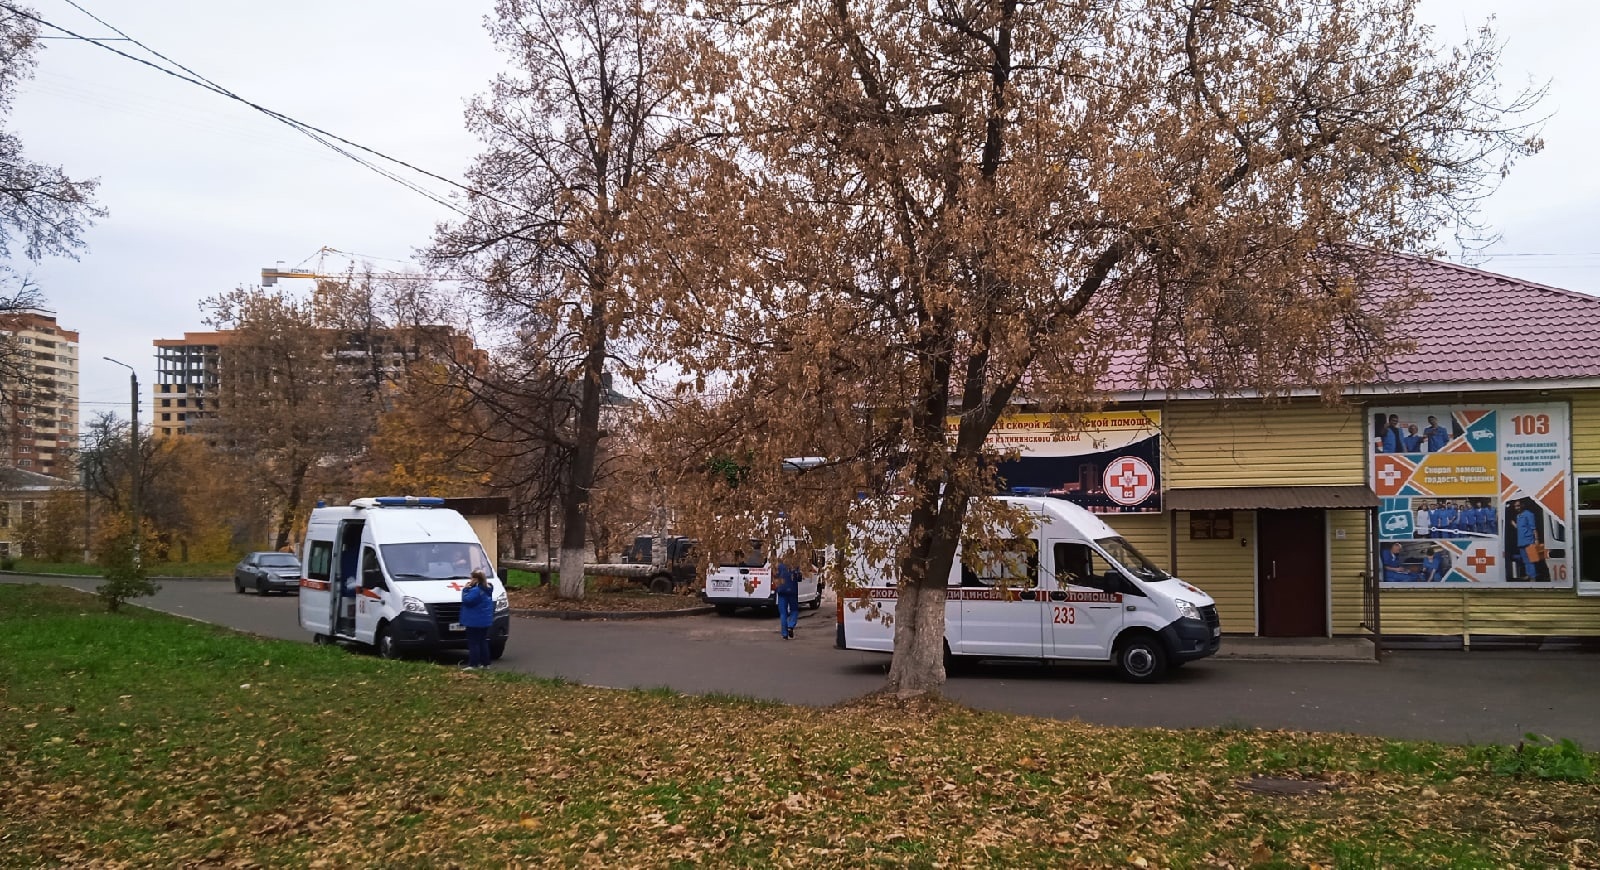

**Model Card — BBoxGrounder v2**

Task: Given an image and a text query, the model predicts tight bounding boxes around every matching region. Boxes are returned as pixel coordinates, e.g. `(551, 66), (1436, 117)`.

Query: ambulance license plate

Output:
(449, 622), (463, 632)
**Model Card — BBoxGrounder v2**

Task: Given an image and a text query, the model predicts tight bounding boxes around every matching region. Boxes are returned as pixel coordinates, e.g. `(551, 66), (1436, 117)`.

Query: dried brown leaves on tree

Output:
(202, 281), (418, 548)
(630, 0), (1542, 695)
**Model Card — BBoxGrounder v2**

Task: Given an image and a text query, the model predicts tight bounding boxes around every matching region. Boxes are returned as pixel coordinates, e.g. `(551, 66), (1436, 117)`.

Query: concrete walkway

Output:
(1216, 635), (1377, 663)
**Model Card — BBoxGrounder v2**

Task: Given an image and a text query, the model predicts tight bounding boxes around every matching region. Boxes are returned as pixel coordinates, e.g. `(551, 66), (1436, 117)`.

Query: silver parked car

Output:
(233, 551), (303, 595)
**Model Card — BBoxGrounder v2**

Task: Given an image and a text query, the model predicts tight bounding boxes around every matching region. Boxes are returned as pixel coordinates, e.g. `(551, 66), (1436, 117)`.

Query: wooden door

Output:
(1257, 510), (1328, 637)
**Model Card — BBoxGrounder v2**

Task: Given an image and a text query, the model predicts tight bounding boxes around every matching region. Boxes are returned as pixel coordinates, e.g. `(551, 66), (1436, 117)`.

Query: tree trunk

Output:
(558, 546), (587, 599)
(273, 469), (306, 551)
(884, 575), (949, 696)
(555, 299), (608, 599)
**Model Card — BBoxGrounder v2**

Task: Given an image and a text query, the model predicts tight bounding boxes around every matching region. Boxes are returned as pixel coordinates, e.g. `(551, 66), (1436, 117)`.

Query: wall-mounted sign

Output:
(975, 411), (1162, 514)
(1370, 403), (1571, 589)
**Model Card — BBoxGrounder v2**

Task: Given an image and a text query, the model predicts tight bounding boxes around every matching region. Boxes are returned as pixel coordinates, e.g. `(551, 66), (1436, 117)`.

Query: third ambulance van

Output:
(703, 538), (825, 615)
(837, 495), (1220, 681)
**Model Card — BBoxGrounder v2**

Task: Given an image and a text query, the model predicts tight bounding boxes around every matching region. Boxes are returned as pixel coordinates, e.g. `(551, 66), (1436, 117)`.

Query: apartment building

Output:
(0, 309), (80, 477)
(152, 331), (229, 439)
(151, 326), (477, 439)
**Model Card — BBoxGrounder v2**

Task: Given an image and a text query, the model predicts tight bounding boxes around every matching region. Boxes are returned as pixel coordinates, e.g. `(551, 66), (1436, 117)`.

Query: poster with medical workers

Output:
(1370, 403), (1572, 588)
(977, 411), (1163, 514)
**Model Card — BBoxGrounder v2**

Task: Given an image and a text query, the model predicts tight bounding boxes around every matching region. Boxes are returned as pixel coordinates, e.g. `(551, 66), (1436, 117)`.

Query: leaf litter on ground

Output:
(2, 584), (1598, 868)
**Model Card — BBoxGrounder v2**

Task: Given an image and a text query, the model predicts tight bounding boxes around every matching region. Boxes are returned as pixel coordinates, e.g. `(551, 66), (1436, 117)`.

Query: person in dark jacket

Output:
(461, 569), (496, 669)
(774, 561), (801, 639)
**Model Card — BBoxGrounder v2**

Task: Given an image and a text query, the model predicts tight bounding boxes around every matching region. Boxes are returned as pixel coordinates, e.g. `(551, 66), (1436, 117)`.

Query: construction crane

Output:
(260, 246), (438, 286)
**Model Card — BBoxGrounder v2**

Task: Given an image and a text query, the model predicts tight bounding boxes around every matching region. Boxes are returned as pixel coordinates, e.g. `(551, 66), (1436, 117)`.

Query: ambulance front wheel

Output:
(1114, 633), (1168, 683)
(375, 624), (402, 660)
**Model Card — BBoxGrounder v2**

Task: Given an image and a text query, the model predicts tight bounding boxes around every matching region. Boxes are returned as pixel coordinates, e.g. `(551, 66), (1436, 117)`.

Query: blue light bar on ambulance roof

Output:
(351, 496), (446, 509)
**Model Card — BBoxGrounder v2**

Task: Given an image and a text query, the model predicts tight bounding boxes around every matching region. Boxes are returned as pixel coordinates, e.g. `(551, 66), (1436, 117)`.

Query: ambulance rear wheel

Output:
(806, 593), (822, 610)
(714, 604), (736, 616)
(311, 633), (331, 646)
(375, 625), (401, 660)
(1114, 634), (1168, 683)
(942, 641), (967, 675)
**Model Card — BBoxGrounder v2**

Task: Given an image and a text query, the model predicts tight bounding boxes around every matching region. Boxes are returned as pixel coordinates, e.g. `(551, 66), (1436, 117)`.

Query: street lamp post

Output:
(103, 357), (140, 567)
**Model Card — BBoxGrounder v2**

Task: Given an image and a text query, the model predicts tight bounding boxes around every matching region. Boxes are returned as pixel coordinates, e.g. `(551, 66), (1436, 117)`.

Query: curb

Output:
(0, 571), (228, 581)
(512, 605), (716, 621)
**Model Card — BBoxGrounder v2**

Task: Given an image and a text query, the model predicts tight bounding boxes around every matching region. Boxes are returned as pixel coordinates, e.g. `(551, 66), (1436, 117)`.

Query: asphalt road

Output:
(10, 574), (1600, 748)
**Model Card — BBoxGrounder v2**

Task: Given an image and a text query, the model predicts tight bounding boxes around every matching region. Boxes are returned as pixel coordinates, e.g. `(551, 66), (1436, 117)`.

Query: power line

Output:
(9, 2), (531, 224)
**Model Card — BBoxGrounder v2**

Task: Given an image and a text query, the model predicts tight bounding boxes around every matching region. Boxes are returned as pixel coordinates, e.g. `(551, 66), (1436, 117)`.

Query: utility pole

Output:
(103, 357), (140, 567)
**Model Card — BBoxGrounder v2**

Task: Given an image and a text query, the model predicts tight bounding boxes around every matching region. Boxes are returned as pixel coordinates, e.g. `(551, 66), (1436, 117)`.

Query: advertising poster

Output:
(1370, 404), (1572, 588)
(978, 411), (1162, 514)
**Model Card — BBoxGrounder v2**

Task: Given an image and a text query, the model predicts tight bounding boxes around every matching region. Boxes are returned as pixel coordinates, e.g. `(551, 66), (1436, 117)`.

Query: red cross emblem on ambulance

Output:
(447, 581), (466, 591)
(1103, 457), (1154, 506)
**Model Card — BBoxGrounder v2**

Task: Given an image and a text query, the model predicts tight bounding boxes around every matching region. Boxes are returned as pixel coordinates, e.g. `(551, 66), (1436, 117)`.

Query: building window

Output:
(1189, 510), (1234, 540)
(1580, 477), (1600, 596)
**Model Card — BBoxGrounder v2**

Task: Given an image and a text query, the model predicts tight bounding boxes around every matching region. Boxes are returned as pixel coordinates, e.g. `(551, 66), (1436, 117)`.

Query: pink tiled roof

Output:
(1361, 253), (1600, 384)
(1090, 251), (1600, 396)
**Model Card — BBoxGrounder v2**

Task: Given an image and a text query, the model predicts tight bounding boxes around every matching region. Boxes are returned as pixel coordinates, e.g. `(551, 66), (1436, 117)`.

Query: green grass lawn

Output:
(1, 584), (1595, 868)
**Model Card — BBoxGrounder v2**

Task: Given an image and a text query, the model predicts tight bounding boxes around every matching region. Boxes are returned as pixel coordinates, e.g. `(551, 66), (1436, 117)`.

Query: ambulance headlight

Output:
(401, 596), (428, 614)
(1173, 598), (1202, 622)
(494, 595), (509, 613)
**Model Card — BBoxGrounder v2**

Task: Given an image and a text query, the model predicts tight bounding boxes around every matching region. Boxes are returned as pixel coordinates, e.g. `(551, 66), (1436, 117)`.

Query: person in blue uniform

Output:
(1514, 500), (1548, 581)
(1423, 415), (1450, 452)
(1402, 424), (1423, 452)
(1422, 547), (1451, 582)
(1381, 414), (1405, 453)
(774, 561), (801, 639)
(1434, 502), (1457, 537)
(1382, 542), (1419, 582)
(460, 569), (496, 669)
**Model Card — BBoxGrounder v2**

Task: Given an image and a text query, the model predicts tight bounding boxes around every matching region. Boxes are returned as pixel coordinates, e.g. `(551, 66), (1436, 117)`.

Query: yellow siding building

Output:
(1051, 255), (1600, 648)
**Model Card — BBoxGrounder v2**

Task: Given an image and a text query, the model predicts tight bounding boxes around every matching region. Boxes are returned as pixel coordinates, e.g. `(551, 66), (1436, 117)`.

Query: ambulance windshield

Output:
(380, 542), (493, 580)
(1094, 536), (1169, 582)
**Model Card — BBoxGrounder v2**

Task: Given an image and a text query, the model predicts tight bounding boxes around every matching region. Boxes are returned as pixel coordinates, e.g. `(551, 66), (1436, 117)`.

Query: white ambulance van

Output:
(297, 496), (510, 660)
(836, 495), (1220, 682)
(702, 539), (825, 615)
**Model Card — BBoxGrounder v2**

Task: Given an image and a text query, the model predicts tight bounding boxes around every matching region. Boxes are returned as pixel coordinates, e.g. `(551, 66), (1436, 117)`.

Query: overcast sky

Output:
(9, 0), (1598, 423)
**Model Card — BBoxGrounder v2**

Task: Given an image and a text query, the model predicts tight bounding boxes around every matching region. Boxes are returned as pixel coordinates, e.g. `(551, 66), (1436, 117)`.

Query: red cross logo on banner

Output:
(1103, 457), (1155, 506)
(1372, 455), (1414, 496)
(1466, 549), (1495, 573)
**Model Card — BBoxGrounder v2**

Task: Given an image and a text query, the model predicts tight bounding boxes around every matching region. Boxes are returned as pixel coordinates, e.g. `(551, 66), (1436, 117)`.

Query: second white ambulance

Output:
(836, 495), (1220, 681)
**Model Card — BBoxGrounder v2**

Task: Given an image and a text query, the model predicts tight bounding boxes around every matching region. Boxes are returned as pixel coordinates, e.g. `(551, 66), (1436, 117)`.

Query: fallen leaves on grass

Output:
(3, 584), (1599, 868)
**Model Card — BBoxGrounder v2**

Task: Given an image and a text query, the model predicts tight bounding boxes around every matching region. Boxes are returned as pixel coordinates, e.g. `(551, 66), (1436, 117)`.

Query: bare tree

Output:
(640, 0), (1542, 696)
(0, 7), (105, 449)
(431, 0), (688, 599)
(0, 6), (104, 265)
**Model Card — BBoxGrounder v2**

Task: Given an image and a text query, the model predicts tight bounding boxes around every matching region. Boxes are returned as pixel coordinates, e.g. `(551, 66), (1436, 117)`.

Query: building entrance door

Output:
(1257, 509), (1328, 637)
